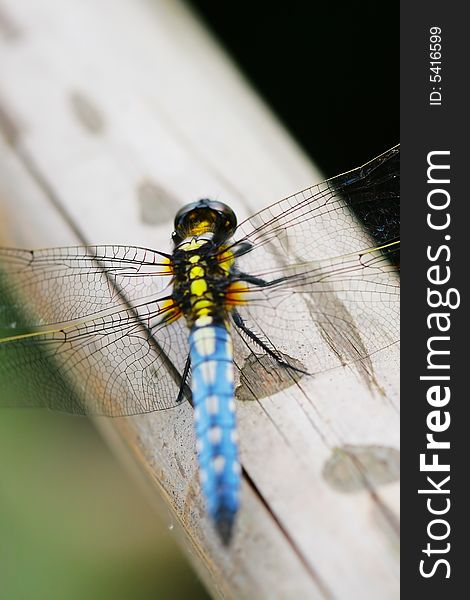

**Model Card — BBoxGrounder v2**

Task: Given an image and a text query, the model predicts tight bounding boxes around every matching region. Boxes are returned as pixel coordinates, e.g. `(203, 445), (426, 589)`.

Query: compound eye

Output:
(172, 199), (237, 244)
(173, 205), (195, 232)
(215, 203), (237, 237)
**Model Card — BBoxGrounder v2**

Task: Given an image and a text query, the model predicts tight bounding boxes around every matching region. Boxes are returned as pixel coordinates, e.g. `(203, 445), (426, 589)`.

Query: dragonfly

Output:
(0, 145), (400, 544)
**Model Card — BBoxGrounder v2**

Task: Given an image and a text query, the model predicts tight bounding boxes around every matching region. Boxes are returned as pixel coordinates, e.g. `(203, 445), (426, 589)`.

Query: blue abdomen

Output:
(189, 319), (240, 543)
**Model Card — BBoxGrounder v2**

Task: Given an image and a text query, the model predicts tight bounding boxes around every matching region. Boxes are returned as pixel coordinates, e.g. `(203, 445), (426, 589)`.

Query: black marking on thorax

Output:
(171, 237), (231, 323)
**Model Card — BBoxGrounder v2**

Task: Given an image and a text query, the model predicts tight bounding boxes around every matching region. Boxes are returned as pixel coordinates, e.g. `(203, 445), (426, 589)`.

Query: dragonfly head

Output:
(172, 199), (237, 245)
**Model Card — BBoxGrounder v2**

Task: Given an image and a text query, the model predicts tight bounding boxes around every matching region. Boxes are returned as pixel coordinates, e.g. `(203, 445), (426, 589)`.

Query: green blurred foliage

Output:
(0, 410), (209, 600)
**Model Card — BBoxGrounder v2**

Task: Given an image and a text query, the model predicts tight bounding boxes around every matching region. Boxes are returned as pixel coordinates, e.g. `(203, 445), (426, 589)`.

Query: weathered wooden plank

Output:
(0, 0), (399, 598)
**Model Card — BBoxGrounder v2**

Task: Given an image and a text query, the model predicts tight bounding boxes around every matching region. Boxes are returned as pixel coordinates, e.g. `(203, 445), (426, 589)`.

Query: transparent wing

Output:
(228, 146), (399, 383)
(0, 298), (189, 416)
(0, 147), (399, 414)
(232, 145), (399, 263)
(0, 245), (172, 326)
(232, 246), (399, 385)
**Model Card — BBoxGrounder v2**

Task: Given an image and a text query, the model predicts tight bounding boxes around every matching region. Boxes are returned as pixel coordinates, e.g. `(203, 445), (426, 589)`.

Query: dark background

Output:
(189, 1), (399, 176)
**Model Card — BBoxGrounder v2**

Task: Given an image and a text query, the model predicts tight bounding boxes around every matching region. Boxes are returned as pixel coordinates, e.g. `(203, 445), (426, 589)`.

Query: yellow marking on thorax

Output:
(189, 265), (204, 278)
(161, 298), (182, 323)
(190, 278), (208, 296)
(225, 281), (249, 306)
(218, 249), (235, 273)
(188, 258), (209, 297)
(179, 238), (206, 252)
(160, 256), (173, 274)
(181, 253), (214, 319)
(178, 238), (237, 324)
(191, 298), (213, 314)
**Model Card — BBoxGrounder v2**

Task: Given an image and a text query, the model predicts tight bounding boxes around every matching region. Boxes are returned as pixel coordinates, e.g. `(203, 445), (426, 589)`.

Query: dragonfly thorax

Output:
(172, 236), (232, 327)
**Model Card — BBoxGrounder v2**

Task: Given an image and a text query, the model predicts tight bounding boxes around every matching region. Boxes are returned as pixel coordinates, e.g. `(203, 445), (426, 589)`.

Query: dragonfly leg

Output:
(176, 354), (192, 404)
(231, 310), (307, 374)
(235, 271), (289, 288)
